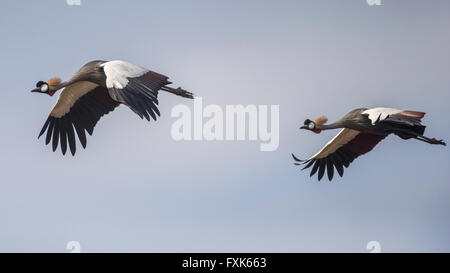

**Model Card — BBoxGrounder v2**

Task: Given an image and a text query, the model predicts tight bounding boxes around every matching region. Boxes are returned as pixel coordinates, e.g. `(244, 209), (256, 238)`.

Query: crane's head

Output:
(300, 116), (328, 134)
(31, 78), (61, 96)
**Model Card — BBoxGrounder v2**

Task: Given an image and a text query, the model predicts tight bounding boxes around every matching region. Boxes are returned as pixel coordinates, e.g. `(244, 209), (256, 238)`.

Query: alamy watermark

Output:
(366, 0), (381, 6)
(66, 241), (81, 253)
(171, 97), (279, 151)
(66, 0), (81, 6)
(366, 241), (382, 253)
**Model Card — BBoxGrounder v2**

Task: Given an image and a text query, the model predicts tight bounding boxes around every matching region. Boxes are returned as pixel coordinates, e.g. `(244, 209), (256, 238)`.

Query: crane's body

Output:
(32, 60), (193, 155)
(293, 107), (445, 181)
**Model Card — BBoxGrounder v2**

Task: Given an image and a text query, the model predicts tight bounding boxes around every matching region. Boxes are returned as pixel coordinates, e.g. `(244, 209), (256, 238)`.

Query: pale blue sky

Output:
(0, 0), (449, 252)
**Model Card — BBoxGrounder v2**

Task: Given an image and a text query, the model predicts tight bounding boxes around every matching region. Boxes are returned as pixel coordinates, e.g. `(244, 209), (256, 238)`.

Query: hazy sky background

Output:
(0, 0), (449, 252)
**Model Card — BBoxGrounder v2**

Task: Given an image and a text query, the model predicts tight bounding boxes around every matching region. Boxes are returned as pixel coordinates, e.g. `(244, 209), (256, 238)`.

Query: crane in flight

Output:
(31, 60), (193, 155)
(292, 107), (446, 181)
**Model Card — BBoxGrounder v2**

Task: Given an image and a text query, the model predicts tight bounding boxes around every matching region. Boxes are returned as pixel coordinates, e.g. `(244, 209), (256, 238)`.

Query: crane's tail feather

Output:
(161, 86), (194, 99)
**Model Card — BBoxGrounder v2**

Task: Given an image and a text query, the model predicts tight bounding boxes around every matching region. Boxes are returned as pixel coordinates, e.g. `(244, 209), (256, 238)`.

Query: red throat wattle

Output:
(313, 129), (322, 134)
(48, 90), (56, 96)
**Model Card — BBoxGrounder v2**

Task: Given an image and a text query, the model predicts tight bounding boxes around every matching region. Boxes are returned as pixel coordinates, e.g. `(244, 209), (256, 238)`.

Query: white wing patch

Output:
(309, 128), (360, 159)
(363, 107), (402, 125)
(100, 60), (148, 89)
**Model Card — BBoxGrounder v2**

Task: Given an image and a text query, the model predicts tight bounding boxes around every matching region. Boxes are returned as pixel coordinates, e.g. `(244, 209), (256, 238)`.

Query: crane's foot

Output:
(419, 135), (446, 146)
(162, 86), (194, 99)
(173, 87), (194, 99)
(430, 138), (446, 146)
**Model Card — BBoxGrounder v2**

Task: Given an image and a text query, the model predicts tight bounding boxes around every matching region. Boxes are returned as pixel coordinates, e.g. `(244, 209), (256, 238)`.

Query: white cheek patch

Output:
(41, 84), (49, 92)
(308, 123), (315, 129)
(101, 60), (149, 90)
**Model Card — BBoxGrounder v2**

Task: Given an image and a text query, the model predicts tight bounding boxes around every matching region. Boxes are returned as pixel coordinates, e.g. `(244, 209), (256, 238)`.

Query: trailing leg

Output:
(161, 86), (194, 99)
(414, 135), (446, 146)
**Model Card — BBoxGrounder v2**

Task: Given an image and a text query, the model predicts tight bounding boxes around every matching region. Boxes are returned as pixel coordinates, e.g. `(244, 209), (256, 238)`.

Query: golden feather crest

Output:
(314, 116), (328, 125)
(47, 77), (61, 88)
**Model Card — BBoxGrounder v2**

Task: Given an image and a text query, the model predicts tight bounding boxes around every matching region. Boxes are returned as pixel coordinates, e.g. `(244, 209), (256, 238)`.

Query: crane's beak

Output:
(31, 87), (41, 93)
(300, 125), (308, 130)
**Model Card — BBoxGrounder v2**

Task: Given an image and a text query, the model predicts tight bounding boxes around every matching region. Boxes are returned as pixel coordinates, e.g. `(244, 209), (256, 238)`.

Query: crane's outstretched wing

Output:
(38, 81), (119, 155)
(100, 60), (170, 121)
(292, 129), (388, 181)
